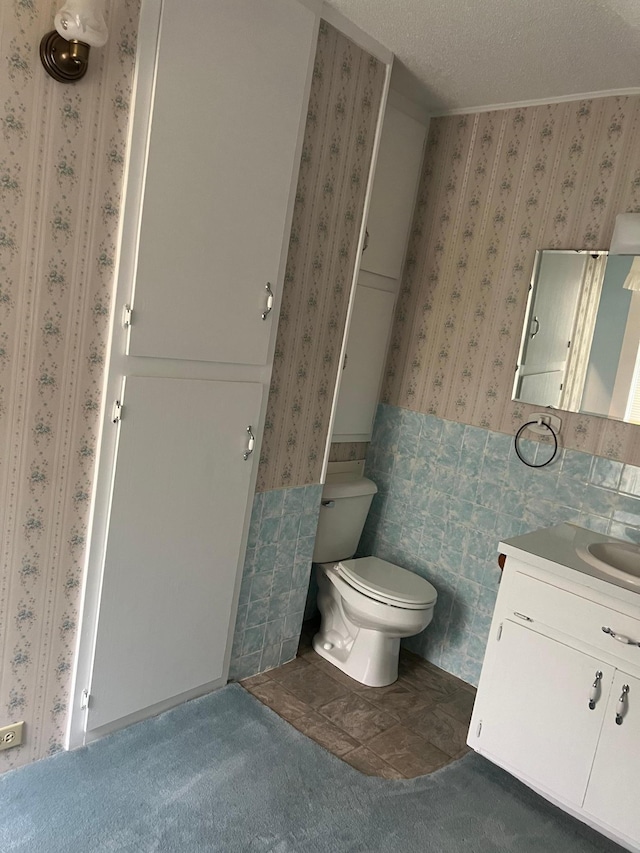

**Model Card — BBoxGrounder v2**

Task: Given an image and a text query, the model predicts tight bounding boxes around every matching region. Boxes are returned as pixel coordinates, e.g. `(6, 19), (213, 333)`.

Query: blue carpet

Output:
(0, 684), (624, 852)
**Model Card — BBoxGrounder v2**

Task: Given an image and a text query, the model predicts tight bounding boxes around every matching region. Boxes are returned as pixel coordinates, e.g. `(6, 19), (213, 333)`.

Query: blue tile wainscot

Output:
(360, 404), (640, 686)
(230, 483), (323, 680)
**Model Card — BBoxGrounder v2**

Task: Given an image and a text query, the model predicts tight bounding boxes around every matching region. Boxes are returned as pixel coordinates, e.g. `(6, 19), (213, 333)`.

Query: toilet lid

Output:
(338, 557), (437, 607)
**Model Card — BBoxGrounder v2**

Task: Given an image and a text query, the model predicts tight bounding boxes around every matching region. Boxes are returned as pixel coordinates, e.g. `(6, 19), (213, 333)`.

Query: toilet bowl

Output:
(311, 473), (437, 687)
(314, 556), (436, 686)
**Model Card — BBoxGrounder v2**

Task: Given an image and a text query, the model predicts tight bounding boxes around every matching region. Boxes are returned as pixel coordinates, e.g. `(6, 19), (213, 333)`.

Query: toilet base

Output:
(312, 628), (400, 687)
(312, 562), (434, 688)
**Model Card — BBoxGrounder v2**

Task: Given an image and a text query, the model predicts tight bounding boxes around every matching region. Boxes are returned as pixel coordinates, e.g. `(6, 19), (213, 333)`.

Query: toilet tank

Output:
(312, 473), (378, 563)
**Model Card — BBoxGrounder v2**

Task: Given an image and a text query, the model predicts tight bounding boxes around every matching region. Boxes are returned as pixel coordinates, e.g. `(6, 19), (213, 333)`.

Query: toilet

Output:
(312, 472), (437, 687)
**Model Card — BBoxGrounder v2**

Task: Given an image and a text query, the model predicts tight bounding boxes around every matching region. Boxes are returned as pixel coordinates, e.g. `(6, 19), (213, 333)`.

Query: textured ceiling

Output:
(325, 0), (640, 113)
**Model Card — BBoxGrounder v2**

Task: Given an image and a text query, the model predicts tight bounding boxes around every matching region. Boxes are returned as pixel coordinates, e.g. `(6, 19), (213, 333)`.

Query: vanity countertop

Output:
(500, 523), (640, 604)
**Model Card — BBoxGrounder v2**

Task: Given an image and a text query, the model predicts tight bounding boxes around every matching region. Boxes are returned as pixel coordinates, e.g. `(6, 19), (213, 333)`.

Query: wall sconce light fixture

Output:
(610, 213), (640, 255)
(40, 0), (108, 83)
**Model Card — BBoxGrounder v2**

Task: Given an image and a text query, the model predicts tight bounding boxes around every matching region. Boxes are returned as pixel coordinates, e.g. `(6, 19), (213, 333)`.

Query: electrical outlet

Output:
(0, 721), (24, 752)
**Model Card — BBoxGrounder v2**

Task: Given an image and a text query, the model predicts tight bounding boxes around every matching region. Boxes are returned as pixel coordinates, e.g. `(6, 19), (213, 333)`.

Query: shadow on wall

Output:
(360, 404), (640, 686)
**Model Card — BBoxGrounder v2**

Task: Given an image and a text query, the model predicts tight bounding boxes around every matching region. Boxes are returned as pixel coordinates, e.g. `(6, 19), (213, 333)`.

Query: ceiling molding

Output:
(322, 0), (640, 115)
(431, 87), (640, 118)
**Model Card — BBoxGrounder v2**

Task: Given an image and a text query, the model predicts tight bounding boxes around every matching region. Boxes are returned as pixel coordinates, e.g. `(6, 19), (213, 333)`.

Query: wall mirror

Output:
(513, 249), (640, 422)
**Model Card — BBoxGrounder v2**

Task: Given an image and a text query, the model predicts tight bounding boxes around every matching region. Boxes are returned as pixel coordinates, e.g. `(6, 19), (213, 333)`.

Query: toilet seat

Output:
(337, 557), (437, 610)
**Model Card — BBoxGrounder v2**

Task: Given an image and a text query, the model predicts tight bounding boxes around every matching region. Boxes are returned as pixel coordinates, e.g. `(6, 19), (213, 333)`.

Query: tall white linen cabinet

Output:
(67, 0), (389, 745)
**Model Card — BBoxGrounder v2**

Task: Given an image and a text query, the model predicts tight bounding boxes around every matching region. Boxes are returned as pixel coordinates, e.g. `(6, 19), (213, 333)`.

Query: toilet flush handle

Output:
(321, 500), (335, 508)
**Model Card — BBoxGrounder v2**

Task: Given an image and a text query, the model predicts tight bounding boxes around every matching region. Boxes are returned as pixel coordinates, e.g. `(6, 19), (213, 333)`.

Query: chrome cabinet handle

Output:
(616, 684), (630, 725)
(530, 315), (540, 338)
(261, 283), (274, 320)
(243, 426), (255, 461)
(602, 626), (640, 647)
(589, 670), (603, 710)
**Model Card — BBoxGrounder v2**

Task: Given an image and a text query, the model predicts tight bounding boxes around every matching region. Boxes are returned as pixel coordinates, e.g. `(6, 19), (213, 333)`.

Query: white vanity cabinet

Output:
(583, 668), (640, 843)
(474, 619), (615, 807)
(468, 523), (640, 852)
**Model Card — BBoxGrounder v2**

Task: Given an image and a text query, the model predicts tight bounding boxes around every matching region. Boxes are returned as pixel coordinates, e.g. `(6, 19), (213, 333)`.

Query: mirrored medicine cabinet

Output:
(513, 249), (640, 423)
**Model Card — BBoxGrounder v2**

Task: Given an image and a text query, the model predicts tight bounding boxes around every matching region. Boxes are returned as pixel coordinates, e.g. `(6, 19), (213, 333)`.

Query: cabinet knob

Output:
(616, 684), (630, 725)
(588, 670), (603, 710)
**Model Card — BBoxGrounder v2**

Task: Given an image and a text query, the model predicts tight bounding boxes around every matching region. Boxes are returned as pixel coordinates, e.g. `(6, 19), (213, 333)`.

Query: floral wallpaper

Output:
(0, 0), (140, 772)
(257, 21), (385, 492)
(384, 96), (640, 465)
(0, 7), (385, 773)
(328, 440), (368, 463)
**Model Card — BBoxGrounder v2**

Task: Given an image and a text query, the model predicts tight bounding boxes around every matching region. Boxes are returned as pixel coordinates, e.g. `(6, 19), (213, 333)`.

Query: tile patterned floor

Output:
(241, 627), (476, 779)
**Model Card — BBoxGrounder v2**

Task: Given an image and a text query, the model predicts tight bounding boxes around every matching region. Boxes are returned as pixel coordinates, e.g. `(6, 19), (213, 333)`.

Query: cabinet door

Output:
(332, 285), (396, 441)
(475, 620), (613, 806)
(128, 0), (316, 364)
(584, 670), (640, 841)
(86, 376), (262, 732)
(360, 104), (426, 280)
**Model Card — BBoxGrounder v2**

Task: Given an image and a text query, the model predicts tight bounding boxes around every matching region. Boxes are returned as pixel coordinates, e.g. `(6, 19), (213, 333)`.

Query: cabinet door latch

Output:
(616, 684), (630, 725)
(588, 670), (603, 710)
(513, 611), (533, 622)
(261, 283), (274, 320)
(243, 425), (255, 460)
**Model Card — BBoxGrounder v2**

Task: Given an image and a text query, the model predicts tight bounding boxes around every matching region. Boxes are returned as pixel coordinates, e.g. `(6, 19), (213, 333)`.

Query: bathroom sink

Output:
(583, 541), (640, 585)
(500, 523), (640, 595)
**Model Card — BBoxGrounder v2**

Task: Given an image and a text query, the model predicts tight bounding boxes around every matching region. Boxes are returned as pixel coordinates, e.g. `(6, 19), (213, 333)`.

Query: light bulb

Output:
(54, 0), (108, 48)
